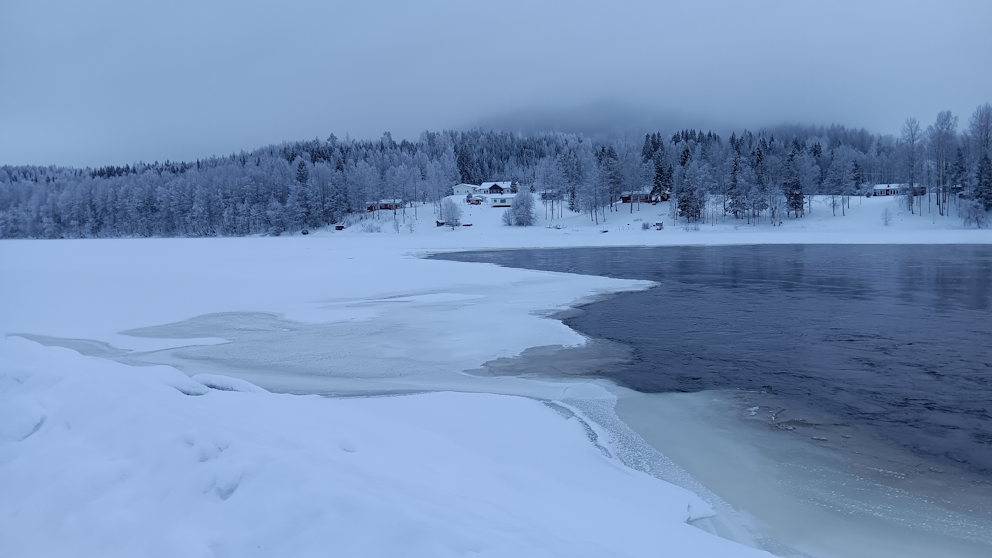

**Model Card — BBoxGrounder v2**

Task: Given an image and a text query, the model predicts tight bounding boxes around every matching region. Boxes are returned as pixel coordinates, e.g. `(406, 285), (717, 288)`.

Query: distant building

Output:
(481, 181), (513, 195)
(872, 184), (903, 196)
(453, 184), (479, 196)
(367, 199), (404, 212)
(621, 193), (656, 204)
(872, 184), (925, 196)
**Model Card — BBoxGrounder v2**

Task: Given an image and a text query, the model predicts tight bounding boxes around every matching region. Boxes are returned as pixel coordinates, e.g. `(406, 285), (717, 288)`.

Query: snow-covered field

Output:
(2, 195), (989, 557)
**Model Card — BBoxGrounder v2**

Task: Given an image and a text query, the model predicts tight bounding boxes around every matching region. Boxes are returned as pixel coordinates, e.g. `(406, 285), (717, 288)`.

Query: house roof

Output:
(480, 181), (513, 189)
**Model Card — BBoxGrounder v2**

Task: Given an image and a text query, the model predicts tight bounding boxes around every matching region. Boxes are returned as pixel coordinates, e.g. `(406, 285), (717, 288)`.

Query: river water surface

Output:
(433, 245), (992, 477)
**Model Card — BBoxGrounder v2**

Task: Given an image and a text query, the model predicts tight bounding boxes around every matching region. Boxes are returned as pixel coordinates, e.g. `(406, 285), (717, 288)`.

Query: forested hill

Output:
(2, 104), (991, 238)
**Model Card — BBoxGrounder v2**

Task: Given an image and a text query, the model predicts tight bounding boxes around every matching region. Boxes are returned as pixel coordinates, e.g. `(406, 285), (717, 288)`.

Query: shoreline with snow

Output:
(2, 196), (991, 557)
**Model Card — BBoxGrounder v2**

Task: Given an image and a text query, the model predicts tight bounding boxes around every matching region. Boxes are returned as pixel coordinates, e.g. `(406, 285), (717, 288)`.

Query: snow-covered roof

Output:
(480, 181), (513, 189)
(873, 184), (903, 190)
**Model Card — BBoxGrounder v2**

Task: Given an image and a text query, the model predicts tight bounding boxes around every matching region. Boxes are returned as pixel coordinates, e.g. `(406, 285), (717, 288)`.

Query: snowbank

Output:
(0, 337), (768, 557)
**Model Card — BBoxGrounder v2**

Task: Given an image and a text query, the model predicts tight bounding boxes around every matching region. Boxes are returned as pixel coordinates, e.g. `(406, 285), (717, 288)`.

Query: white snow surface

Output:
(1, 196), (988, 557)
(1, 337), (770, 558)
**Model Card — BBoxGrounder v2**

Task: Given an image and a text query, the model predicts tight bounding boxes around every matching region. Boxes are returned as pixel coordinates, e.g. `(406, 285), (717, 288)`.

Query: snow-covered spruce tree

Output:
(976, 154), (992, 212)
(797, 151), (820, 215)
(950, 148), (969, 198)
(650, 158), (667, 200)
(295, 159), (309, 184)
(726, 153), (744, 218)
(502, 191), (536, 226)
(266, 196), (286, 236)
(677, 155), (708, 222)
(736, 162), (759, 224)
(960, 152), (989, 228)
(783, 150), (804, 217)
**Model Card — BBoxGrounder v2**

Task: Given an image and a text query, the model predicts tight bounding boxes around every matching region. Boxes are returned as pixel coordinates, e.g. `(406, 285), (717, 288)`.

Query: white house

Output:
(480, 181), (514, 195)
(453, 184), (479, 196)
(873, 184), (903, 196)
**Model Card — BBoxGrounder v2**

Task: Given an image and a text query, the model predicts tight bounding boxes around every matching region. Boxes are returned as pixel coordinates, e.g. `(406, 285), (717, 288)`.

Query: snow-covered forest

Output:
(2, 104), (991, 238)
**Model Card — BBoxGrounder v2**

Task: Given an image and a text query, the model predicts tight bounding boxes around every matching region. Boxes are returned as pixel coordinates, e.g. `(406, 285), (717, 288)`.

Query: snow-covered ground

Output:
(3, 337), (761, 558)
(344, 193), (991, 248)
(1, 195), (989, 557)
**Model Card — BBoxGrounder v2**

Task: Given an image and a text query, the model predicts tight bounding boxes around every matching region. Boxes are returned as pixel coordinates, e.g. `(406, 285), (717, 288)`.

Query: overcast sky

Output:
(2, 0), (990, 167)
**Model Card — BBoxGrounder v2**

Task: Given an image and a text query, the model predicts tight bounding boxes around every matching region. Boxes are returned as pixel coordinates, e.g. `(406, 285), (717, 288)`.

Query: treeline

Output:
(2, 103), (991, 238)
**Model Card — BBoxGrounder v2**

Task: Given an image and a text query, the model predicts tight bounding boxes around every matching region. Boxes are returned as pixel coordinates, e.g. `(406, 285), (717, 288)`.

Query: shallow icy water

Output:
(614, 389), (992, 558)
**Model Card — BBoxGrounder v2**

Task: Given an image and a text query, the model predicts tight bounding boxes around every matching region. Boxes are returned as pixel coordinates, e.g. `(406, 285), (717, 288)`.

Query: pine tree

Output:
(662, 164), (674, 201)
(651, 158), (666, 198)
(296, 160), (309, 184)
(950, 147), (968, 196)
(977, 154), (992, 211)
(783, 151), (804, 217)
(727, 154), (743, 217)
(677, 160), (705, 222)
(851, 161), (864, 193)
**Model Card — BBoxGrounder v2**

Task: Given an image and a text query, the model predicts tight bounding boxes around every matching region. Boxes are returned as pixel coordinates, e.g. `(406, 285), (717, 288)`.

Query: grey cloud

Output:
(1, 0), (989, 166)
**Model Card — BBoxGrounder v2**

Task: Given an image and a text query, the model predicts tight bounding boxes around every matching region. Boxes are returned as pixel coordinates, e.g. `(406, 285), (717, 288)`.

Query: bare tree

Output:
(926, 111), (958, 216)
(901, 117), (922, 214)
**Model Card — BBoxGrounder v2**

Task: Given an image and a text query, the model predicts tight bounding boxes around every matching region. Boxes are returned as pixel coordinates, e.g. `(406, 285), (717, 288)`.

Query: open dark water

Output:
(433, 245), (992, 476)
